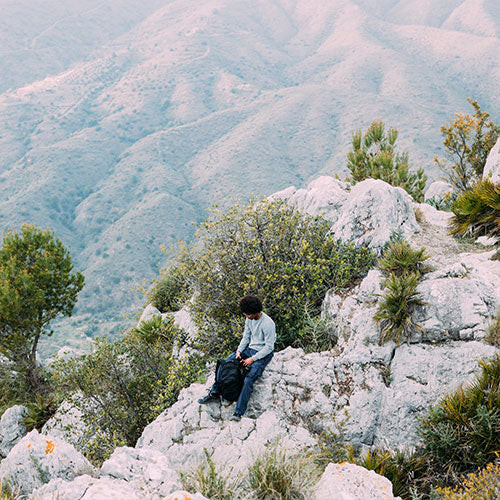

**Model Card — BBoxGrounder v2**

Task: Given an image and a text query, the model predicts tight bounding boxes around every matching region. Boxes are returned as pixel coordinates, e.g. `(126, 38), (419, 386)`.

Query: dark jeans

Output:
(211, 347), (273, 416)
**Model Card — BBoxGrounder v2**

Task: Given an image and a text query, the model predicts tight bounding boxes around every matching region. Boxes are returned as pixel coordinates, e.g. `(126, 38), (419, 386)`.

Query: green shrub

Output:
(375, 272), (426, 345)
(434, 98), (500, 193)
(449, 179), (500, 241)
(425, 192), (458, 212)
(347, 121), (427, 202)
(180, 449), (241, 500)
(435, 462), (500, 500)
(147, 264), (189, 313)
(378, 241), (432, 278)
(294, 304), (339, 353)
(171, 198), (375, 356)
(485, 308), (500, 347)
(354, 447), (431, 500)
(419, 356), (500, 484)
(23, 394), (57, 431)
(51, 316), (205, 464)
(246, 443), (320, 500)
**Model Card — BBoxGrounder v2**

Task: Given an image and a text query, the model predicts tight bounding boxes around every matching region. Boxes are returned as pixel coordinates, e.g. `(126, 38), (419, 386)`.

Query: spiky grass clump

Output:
(180, 449), (241, 500)
(374, 273), (425, 345)
(436, 462), (500, 500)
(23, 393), (57, 431)
(354, 448), (431, 500)
(246, 444), (320, 500)
(0, 482), (21, 500)
(378, 241), (432, 278)
(419, 355), (500, 483)
(449, 179), (500, 240)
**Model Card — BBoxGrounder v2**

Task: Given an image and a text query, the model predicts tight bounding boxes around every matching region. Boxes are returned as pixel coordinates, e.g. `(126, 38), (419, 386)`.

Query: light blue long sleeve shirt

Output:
(237, 312), (276, 361)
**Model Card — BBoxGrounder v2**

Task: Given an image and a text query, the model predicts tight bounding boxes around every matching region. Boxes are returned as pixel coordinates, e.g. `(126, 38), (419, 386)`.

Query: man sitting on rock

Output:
(198, 295), (276, 421)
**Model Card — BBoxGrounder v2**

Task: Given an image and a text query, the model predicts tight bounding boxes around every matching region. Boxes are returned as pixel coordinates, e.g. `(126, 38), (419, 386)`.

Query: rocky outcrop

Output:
(42, 399), (89, 452)
(483, 136), (500, 184)
(0, 430), (94, 495)
(0, 405), (27, 458)
(424, 181), (453, 203)
(31, 446), (183, 500)
(331, 179), (420, 253)
(413, 264), (497, 342)
(313, 463), (400, 500)
(271, 176), (349, 223)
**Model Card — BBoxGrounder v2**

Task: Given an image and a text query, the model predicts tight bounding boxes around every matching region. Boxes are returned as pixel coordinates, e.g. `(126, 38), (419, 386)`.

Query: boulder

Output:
(0, 430), (94, 495)
(42, 400), (89, 452)
(32, 475), (146, 500)
(413, 202), (453, 228)
(331, 179), (420, 253)
(138, 304), (162, 325)
(413, 265), (497, 342)
(100, 446), (181, 496)
(313, 463), (399, 500)
(483, 136), (500, 184)
(286, 176), (349, 223)
(0, 405), (28, 458)
(424, 181), (453, 203)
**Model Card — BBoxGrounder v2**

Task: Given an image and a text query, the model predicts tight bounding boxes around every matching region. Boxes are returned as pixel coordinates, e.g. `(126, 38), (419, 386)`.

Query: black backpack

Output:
(215, 359), (245, 402)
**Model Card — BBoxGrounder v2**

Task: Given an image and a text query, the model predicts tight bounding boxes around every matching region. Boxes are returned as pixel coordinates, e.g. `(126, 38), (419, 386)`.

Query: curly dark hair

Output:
(239, 295), (262, 314)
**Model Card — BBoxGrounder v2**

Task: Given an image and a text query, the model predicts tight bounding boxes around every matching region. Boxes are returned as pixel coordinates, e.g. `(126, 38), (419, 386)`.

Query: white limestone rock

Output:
(138, 304), (162, 325)
(424, 181), (453, 203)
(375, 341), (498, 448)
(287, 176), (349, 223)
(100, 446), (181, 496)
(0, 405), (28, 458)
(313, 463), (398, 500)
(173, 306), (198, 338)
(0, 430), (94, 495)
(476, 235), (497, 246)
(32, 475), (146, 500)
(42, 400), (88, 452)
(413, 202), (453, 228)
(483, 136), (500, 184)
(413, 268), (497, 342)
(331, 179), (420, 253)
(166, 492), (209, 500)
(268, 185), (297, 201)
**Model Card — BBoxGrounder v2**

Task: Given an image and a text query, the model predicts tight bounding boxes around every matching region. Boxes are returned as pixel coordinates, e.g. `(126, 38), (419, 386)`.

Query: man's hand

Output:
(242, 357), (254, 367)
(236, 350), (242, 360)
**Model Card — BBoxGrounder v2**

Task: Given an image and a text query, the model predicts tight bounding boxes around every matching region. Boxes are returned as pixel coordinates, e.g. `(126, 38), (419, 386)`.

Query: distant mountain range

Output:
(1, 0), (499, 351)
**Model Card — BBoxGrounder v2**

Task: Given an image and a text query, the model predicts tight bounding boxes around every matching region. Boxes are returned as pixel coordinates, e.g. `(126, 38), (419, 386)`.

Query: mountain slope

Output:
(0, 0), (499, 346)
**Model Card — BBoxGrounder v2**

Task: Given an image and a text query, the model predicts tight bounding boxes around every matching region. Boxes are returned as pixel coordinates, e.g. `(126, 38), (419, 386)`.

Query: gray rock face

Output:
(42, 399), (89, 452)
(331, 179), (420, 253)
(483, 136), (500, 184)
(33, 475), (145, 500)
(374, 341), (497, 448)
(0, 430), (94, 495)
(424, 181), (453, 203)
(138, 304), (162, 324)
(0, 405), (28, 458)
(286, 176), (349, 223)
(414, 265), (497, 342)
(313, 463), (399, 500)
(100, 446), (181, 496)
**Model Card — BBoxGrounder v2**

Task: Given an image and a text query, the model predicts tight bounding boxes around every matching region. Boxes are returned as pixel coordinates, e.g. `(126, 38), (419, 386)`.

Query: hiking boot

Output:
(229, 412), (242, 422)
(198, 391), (220, 404)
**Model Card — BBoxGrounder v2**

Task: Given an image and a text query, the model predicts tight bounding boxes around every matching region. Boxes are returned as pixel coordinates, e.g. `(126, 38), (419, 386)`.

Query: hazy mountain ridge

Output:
(0, 0), (499, 346)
